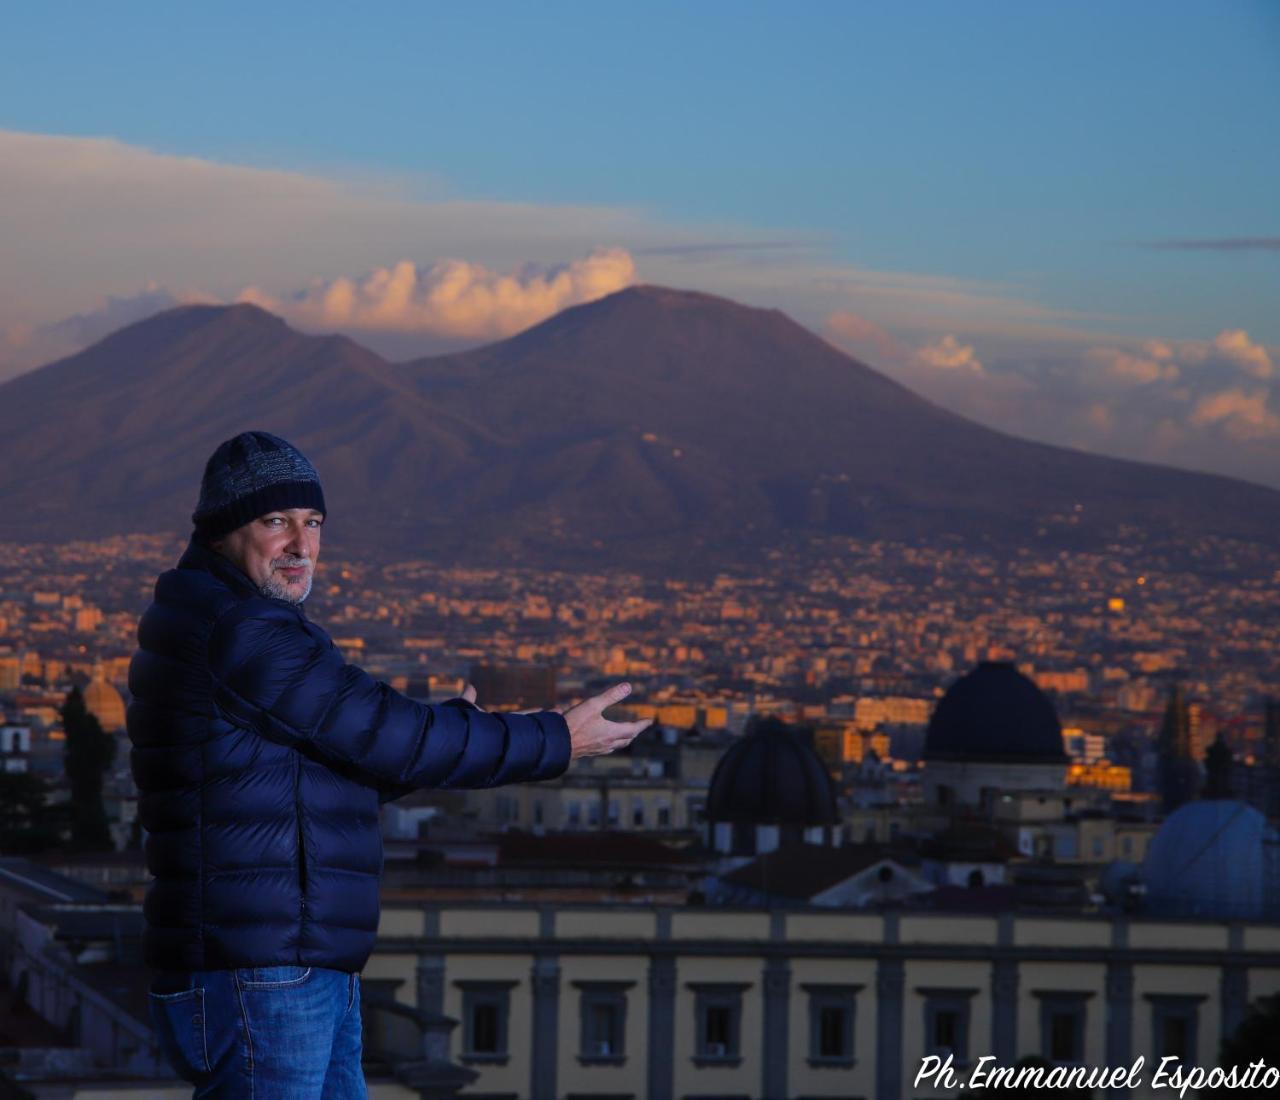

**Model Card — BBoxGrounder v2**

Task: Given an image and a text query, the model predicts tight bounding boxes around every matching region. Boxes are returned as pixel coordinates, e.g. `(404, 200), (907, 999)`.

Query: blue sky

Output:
(1, 1), (1278, 485)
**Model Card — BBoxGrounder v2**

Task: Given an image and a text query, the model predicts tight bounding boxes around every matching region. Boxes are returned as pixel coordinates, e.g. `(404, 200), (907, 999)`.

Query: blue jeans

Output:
(148, 965), (366, 1099)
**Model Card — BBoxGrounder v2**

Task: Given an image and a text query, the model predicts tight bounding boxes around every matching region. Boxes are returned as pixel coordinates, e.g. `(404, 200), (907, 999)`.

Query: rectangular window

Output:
(687, 981), (750, 1064)
(568, 801), (581, 826)
(1147, 994), (1205, 1065)
(803, 982), (860, 1066)
(918, 987), (977, 1066)
(1049, 1010), (1077, 1060)
(706, 1005), (732, 1046)
(473, 1001), (500, 1051)
(657, 805), (671, 826)
(454, 979), (517, 1064)
(1035, 991), (1092, 1064)
(1162, 1015), (1190, 1059)
(588, 1001), (618, 1051)
(632, 802), (645, 826)
(934, 1009), (959, 1050)
(573, 980), (633, 1063)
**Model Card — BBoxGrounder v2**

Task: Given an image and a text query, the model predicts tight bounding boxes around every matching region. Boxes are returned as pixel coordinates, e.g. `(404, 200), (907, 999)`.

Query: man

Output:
(127, 430), (649, 1098)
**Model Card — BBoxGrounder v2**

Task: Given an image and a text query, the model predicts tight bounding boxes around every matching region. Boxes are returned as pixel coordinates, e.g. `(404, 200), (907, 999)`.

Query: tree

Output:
(0, 771), (62, 853)
(60, 686), (117, 851)
(1204, 994), (1280, 1098)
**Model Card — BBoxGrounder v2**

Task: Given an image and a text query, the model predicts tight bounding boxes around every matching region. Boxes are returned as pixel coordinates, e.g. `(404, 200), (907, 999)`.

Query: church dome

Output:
(706, 716), (838, 825)
(923, 660), (1067, 762)
(1143, 799), (1280, 920)
(84, 676), (126, 732)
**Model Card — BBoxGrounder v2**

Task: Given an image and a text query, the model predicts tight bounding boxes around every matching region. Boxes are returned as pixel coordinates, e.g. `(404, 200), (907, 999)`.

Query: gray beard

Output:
(259, 572), (312, 604)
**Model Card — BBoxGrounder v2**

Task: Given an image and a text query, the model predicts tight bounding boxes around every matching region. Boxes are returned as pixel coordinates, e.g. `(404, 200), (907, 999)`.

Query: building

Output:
(1142, 799), (1280, 922)
(360, 900), (1280, 1100)
(460, 725), (733, 835)
(703, 715), (841, 857)
(921, 660), (1071, 813)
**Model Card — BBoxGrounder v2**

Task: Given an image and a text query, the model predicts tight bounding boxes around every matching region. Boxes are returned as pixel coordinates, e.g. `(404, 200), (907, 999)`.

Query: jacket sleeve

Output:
(207, 600), (573, 792)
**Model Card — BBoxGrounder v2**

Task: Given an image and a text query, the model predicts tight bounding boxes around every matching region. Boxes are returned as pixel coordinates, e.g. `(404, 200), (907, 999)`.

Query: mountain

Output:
(2, 285), (1278, 572)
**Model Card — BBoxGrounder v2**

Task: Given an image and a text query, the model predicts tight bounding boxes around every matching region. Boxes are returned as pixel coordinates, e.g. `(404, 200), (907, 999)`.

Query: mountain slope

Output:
(1, 286), (1277, 571)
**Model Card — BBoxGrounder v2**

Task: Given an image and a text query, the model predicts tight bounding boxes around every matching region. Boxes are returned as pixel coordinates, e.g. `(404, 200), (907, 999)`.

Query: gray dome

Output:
(706, 717), (838, 825)
(1143, 799), (1280, 920)
(923, 660), (1067, 763)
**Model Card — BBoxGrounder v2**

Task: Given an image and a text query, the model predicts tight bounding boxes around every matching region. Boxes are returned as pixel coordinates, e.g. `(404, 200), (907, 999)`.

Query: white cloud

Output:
(1083, 347), (1179, 386)
(2, 128), (1277, 489)
(1207, 329), (1273, 379)
(823, 310), (904, 364)
(912, 334), (984, 374)
(0, 127), (1100, 351)
(239, 249), (636, 340)
(1190, 388), (1280, 440)
(1160, 328), (1275, 379)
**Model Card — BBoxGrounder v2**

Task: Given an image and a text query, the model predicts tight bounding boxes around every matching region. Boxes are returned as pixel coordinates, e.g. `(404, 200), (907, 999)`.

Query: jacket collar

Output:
(177, 535), (262, 599)
(176, 534), (308, 617)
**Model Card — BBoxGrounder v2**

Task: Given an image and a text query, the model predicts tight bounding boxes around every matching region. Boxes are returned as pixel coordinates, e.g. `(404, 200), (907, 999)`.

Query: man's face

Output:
(212, 508), (323, 604)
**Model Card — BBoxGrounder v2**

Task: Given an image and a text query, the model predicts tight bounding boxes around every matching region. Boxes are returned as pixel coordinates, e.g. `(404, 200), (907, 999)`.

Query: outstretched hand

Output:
(562, 682), (652, 760)
(458, 680), (651, 760)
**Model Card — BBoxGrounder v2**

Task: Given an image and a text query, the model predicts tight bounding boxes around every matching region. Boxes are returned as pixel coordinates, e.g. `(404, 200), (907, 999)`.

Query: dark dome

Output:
(923, 661), (1067, 762)
(1144, 800), (1280, 920)
(706, 717), (839, 825)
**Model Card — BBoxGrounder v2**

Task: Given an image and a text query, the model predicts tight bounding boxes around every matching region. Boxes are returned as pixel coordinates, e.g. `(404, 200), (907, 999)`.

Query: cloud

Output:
(823, 310), (904, 365)
(1190, 389), (1280, 441)
(1138, 237), (1280, 252)
(824, 315), (989, 380)
(0, 128), (1106, 352)
(1082, 328), (1270, 389)
(631, 240), (818, 258)
(1083, 346), (1179, 386)
(912, 334), (984, 374)
(0, 129), (658, 332)
(1204, 329), (1273, 379)
(0, 283), (215, 377)
(840, 323), (1280, 489)
(3, 128), (1276, 488)
(238, 249), (636, 340)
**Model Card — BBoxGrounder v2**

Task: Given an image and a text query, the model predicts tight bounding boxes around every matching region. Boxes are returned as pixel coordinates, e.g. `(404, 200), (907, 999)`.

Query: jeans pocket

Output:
(347, 972), (359, 1013)
(148, 987), (210, 1080)
(240, 965), (313, 989)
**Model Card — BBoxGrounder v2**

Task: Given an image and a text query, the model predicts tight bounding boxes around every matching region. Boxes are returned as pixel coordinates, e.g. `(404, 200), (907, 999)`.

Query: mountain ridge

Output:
(2, 284), (1277, 572)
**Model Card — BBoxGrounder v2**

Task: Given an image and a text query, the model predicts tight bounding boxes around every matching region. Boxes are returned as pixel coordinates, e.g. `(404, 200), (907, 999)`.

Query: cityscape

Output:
(2, 3), (1277, 1097)
(0, 522), (1277, 1096)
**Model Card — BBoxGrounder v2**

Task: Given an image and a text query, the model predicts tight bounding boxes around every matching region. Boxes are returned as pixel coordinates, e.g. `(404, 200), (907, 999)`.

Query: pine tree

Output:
(60, 685), (117, 851)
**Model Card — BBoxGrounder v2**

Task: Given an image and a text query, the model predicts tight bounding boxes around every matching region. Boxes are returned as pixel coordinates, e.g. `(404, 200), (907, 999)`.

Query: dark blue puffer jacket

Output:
(126, 536), (572, 972)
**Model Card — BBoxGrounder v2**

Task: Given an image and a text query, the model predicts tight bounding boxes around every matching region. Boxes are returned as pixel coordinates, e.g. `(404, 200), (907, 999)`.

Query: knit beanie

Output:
(191, 431), (327, 544)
